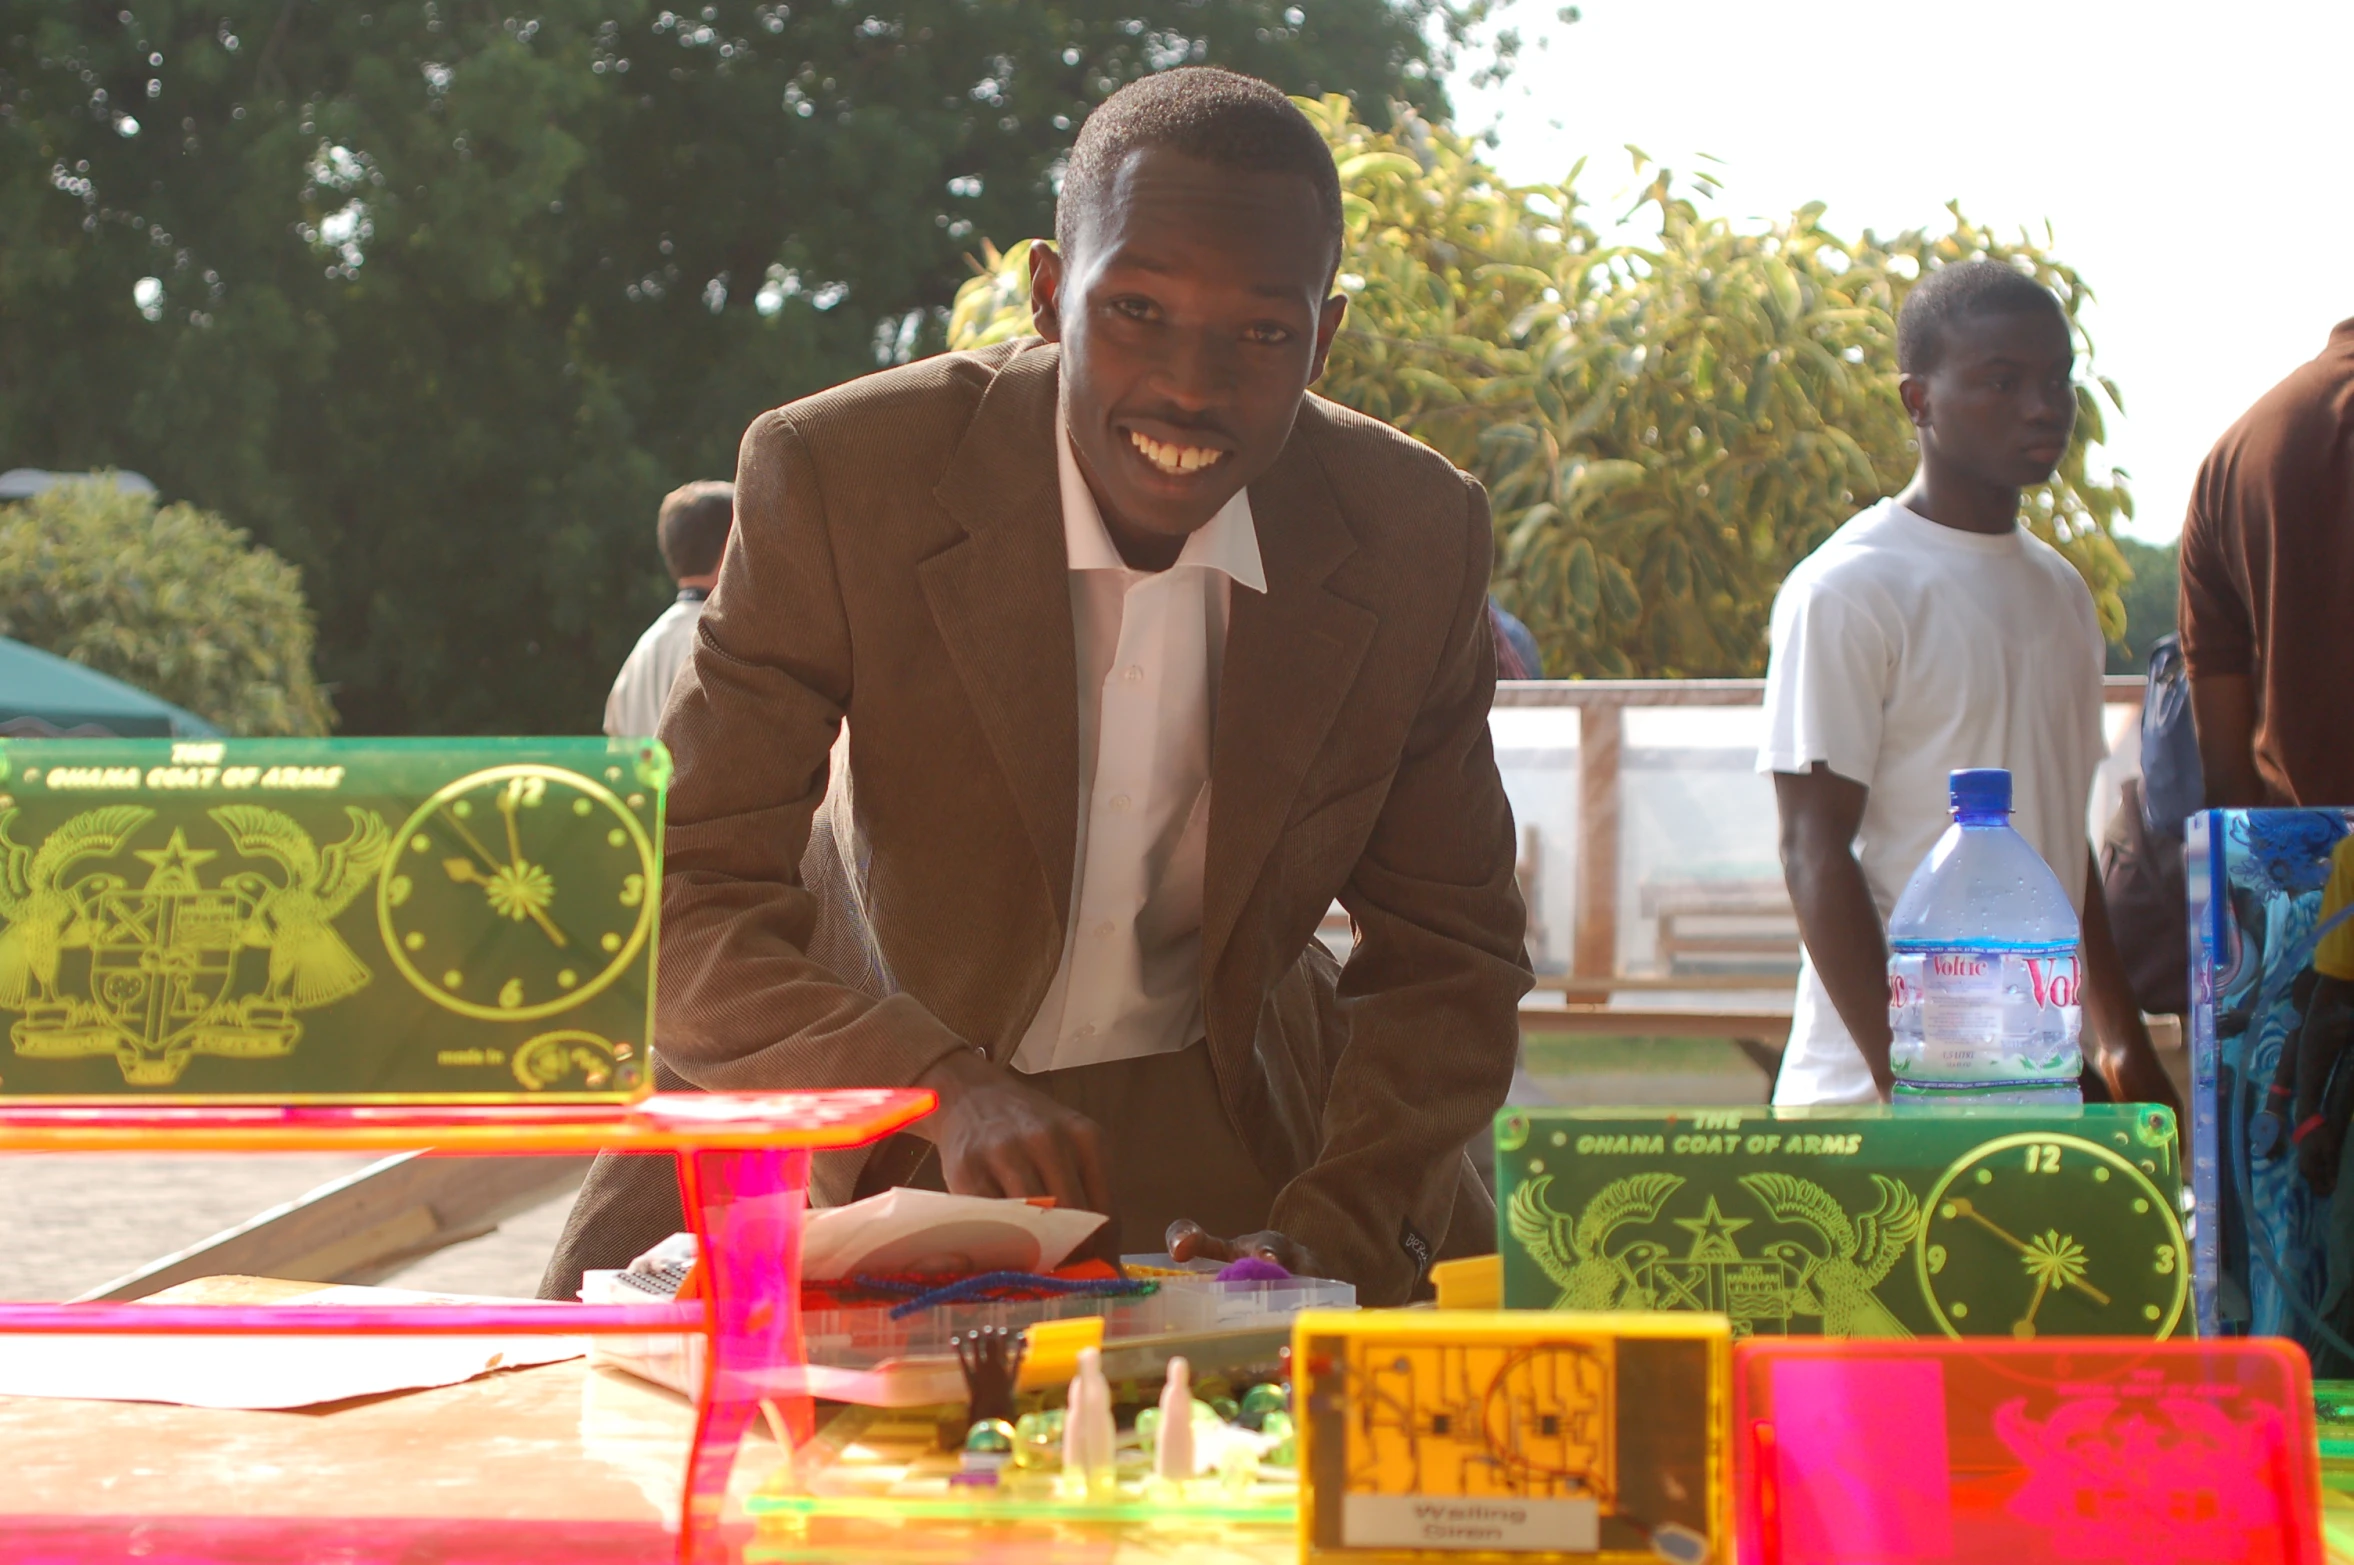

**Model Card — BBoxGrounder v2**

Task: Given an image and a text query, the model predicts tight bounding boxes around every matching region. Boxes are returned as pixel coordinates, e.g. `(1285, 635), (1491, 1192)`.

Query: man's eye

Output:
(1110, 298), (1158, 322)
(1244, 323), (1293, 345)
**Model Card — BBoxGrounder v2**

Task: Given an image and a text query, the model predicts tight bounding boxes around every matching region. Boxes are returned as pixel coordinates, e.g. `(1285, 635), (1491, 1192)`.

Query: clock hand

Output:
(491, 789), (571, 949)
(441, 857), (572, 950)
(528, 903), (571, 950)
(498, 789), (525, 872)
(2017, 1272), (2051, 1336)
(1947, 1199), (2112, 1307)
(438, 807), (507, 875)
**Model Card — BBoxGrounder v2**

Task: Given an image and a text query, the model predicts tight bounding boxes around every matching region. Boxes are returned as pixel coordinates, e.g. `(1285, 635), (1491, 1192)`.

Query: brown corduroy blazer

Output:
(651, 337), (1531, 1304)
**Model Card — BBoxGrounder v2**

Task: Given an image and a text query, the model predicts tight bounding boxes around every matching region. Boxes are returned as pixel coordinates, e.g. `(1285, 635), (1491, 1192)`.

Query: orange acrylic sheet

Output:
(1732, 1337), (2324, 1565)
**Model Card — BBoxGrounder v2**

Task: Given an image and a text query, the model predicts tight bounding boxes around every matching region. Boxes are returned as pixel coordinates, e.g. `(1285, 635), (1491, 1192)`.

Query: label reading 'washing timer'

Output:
(1341, 1495), (1600, 1552)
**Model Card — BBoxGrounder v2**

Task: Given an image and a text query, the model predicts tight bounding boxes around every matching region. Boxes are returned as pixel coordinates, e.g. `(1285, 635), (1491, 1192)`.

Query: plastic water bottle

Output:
(1885, 769), (2084, 1104)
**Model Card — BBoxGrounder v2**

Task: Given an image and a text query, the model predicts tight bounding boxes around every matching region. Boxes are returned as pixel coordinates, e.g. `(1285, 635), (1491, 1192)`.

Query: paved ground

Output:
(0, 1153), (584, 1302)
(0, 1037), (1766, 1302)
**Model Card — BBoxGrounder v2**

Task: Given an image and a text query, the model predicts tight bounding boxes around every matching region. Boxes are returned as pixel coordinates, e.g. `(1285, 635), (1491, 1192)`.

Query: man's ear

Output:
(1899, 371), (1931, 430)
(1306, 292), (1349, 384)
(1028, 242), (1066, 343)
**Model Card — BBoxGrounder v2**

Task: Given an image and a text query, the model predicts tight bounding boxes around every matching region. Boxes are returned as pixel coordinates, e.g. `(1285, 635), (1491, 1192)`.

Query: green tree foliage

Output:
(2107, 536), (2178, 675)
(0, 480), (333, 735)
(2, 3), (1484, 733)
(948, 98), (2133, 677)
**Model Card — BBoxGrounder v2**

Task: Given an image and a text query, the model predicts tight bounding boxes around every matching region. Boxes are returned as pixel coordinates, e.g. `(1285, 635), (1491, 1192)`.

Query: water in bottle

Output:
(1885, 768), (2084, 1104)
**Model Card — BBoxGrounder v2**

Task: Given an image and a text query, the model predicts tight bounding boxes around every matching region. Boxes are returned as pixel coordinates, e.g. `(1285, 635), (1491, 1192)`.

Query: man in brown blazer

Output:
(543, 68), (1529, 1307)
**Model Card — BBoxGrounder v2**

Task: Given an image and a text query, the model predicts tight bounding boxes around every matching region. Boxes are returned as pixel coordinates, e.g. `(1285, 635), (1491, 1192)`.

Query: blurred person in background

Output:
(1488, 597), (1540, 680)
(2179, 319), (2354, 809)
(2183, 321), (2354, 1208)
(603, 480), (734, 738)
(1760, 261), (2175, 1112)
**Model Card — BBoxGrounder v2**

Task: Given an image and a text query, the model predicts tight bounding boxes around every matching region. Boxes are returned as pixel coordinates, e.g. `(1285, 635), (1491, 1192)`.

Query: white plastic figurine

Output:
(1062, 1361), (1089, 1476)
(1154, 1355), (1195, 1482)
(1065, 1344), (1117, 1490)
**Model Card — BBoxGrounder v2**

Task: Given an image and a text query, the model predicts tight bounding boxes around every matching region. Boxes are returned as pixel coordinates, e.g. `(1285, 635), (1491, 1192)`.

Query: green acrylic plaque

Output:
(1495, 1105), (2187, 1341)
(0, 738), (666, 1102)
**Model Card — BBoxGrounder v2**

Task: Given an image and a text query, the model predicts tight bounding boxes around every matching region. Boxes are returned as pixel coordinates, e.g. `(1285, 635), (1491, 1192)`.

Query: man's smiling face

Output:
(1029, 146), (1346, 568)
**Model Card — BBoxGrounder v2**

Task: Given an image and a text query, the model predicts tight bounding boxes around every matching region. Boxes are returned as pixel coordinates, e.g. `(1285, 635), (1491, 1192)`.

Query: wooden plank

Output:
(1531, 972), (1797, 993)
(1519, 1005), (1794, 1041)
(1495, 675), (2147, 707)
(1571, 701), (1623, 992)
(76, 1153), (594, 1302)
(1496, 679), (1764, 708)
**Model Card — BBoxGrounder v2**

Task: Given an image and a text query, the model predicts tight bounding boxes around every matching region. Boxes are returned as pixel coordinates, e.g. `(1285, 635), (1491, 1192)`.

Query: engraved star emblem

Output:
(133, 828), (218, 888)
(1674, 1196), (1752, 1261)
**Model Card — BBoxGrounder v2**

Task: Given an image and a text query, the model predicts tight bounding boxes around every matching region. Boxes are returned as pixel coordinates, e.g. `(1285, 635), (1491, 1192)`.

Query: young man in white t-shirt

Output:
(1757, 261), (2176, 1111)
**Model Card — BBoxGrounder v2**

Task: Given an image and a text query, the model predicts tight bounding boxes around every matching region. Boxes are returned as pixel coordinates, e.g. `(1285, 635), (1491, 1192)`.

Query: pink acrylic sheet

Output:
(1733, 1338), (2326, 1565)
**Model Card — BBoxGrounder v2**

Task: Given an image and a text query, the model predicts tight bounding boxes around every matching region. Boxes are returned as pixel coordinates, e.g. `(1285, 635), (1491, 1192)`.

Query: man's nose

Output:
(2029, 380), (2077, 426)
(1153, 328), (1237, 410)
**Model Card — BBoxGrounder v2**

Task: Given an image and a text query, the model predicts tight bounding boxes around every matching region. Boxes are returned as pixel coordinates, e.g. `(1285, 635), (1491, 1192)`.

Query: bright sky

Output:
(1454, 0), (2353, 544)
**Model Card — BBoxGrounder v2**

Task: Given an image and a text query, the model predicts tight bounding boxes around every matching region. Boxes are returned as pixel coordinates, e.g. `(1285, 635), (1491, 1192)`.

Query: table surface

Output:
(5, 1277), (2349, 1564)
(0, 1275), (1295, 1564)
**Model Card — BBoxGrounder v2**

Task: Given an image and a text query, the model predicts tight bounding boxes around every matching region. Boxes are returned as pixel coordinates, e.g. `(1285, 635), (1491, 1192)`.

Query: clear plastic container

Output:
(1886, 768), (2083, 1103)
(587, 1255), (1355, 1407)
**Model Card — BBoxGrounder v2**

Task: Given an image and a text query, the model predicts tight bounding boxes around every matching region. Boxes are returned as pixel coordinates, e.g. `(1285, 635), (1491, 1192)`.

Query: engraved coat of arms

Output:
(0, 804), (388, 1085)
(1509, 1170), (1921, 1338)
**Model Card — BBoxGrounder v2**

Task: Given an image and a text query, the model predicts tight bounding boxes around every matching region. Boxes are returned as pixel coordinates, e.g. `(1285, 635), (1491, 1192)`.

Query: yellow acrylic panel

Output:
(1293, 1308), (1727, 1564)
(0, 737), (664, 1102)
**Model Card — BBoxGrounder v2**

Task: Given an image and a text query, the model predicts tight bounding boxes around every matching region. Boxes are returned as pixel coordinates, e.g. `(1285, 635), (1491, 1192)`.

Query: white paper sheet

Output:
(796, 1189), (1108, 1282)
(0, 1286), (586, 1410)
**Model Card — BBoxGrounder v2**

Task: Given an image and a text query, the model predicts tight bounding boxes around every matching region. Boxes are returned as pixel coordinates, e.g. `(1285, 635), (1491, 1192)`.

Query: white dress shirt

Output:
(604, 590), (706, 739)
(1009, 426), (1266, 1073)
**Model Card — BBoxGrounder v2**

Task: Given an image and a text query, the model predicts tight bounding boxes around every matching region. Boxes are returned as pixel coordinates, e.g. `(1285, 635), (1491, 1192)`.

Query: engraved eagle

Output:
(0, 805), (154, 1008)
(209, 805), (390, 1008)
(1739, 1171), (1920, 1339)
(1508, 1171), (1684, 1310)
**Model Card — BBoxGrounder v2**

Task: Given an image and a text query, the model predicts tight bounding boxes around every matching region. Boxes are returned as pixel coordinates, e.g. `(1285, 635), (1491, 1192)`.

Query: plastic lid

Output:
(1948, 768), (2012, 816)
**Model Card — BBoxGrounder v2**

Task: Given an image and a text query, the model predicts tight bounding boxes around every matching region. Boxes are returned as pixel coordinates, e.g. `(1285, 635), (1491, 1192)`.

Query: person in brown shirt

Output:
(2179, 320), (2354, 806)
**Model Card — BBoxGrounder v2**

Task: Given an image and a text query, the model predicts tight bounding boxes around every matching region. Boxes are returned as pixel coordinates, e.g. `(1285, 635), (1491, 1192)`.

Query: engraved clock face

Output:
(376, 764), (655, 1022)
(1915, 1131), (2188, 1341)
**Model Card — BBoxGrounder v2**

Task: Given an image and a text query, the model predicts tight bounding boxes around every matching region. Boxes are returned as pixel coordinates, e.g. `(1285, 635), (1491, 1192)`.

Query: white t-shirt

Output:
(1757, 499), (2109, 1104)
(603, 592), (705, 739)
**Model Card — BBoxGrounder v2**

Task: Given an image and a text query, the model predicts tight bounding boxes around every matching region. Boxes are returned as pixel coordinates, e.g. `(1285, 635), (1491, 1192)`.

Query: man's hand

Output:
(2079, 851), (2184, 1119)
(908, 1047), (1111, 1215)
(1165, 1219), (1323, 1278)
(1775, 765), (1896, 1098)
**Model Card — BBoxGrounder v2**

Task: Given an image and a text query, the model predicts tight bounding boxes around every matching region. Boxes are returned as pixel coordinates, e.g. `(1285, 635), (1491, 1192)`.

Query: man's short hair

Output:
(1055, 67), (1343, 275)
(1897, 259), (2067, 375)
(657, 480), (733, 580)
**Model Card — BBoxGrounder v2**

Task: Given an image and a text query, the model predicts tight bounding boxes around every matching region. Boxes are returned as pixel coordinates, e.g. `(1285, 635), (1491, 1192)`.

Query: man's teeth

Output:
(1128, 429), (1226, 475)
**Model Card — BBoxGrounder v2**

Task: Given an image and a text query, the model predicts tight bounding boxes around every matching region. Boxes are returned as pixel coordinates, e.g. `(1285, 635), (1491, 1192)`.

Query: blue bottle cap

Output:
(1949, 768), (2012, 816)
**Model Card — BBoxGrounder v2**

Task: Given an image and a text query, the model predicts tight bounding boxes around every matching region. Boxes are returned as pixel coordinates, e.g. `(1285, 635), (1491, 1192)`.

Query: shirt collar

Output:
(1058, 419), (1266, 593)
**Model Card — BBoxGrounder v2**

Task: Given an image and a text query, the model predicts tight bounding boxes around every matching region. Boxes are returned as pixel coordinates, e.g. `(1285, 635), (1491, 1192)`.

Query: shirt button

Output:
(1108, 793), (1132, 812)
(1123, 664), (1144, 683)
(1094, 920), (1116, 937)
(1076, 1023), (1098, 1039)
